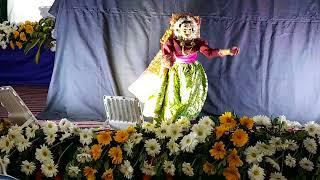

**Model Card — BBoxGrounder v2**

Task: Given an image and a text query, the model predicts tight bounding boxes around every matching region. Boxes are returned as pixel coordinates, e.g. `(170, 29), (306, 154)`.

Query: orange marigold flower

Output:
(108, 146), (123, 164)
(20, 32), (27, 41)
(25, 25), (34, 35)
(102, 168), (114, 180)
(209, 141), (227, 160)
(13, 31), (19, 39)
(16, 41), (23, 49)
(215, 125), (227, 140)
(97, 130), (112, 145)
(240, 116), (254, 130)
(25, 20), (32, 25)
(219, 112), (237, 130)
(126, 126), (136, 135)
(10, 41), (15, 49)
(114, 130), (129, 143)
(223, 166), (240, 180)
(227, 149), (243, 168)
(83, 166), (97, 180)
(203, 162), (216, 175)
(231, 129), (249, 147)
(90, 144), (102, 160)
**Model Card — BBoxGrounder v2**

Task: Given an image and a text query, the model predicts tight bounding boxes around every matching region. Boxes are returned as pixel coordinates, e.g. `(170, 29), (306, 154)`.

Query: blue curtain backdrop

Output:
(40, 0), (320, 122)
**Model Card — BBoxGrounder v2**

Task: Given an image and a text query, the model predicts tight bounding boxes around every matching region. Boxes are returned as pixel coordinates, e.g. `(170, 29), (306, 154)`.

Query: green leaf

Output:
(24, 38), (40, 54)
(35, 38), (46, 64)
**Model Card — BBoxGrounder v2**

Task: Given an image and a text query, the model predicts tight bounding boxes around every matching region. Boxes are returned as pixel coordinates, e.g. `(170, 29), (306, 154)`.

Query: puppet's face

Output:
(179, 22), (195, 39)
(173, 16), (199, 40)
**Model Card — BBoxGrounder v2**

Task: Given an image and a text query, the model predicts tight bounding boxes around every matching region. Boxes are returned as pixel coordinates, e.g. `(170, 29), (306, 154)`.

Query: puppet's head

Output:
(170, 13), (201, 40)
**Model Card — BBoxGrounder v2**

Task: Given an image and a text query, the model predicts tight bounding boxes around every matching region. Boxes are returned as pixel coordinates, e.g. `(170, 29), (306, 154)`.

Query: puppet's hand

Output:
(230, 47), (240, 56)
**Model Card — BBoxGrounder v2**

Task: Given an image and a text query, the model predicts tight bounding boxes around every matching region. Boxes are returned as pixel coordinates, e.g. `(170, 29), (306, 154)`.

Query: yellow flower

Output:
(97, 130), (112, 146)
(114, 130), (129, 143)
(18, 24), (25, 31)
(240, 116), (254, 130)
(219, 112), (237, 130)
(215, 125), (227, 140)
(209, 141), (227, 160)
(13, 31), (19, 39)
(25, 21), (32, 25)
(102, 168), (114, 180)
(16, 41), (22, 49)
(19, 32), (27, 41)
(83, 166), (97, 180)
(126, 126), (136, 135)
(90, 144), (102, 160)
(202, 162), (216, 175)
(231, 129), (249, 147)
(25, 25), (34, 35)
(9, 41), (15, 49)
(108, 146), (123, 164)
(223, 166), (240, 180)
(227, 149), (243, 168)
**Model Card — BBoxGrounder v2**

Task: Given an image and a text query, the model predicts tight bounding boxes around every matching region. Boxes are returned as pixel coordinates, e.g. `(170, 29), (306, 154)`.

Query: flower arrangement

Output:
(0, 17), (56, 63)
(0, 113), (320, 179)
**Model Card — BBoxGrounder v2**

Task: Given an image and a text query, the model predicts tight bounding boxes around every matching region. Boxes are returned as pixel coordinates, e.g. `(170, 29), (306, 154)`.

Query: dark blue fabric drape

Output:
(41, 0), (320, 122)
(0, 48), (54, 85)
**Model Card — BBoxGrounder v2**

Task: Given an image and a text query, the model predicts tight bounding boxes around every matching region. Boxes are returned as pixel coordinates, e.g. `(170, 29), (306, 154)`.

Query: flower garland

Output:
(0, 17), (56, 64)
(0, 113), (320, 179)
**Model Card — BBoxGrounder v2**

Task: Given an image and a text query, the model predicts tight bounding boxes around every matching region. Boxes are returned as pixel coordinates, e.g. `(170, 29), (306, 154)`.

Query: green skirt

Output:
(145, 61), (208, 123)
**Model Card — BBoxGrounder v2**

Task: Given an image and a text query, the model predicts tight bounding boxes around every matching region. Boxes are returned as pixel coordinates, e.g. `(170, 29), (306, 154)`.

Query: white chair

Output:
(0, 86), (37, 128)
(103, 96), (143, 129)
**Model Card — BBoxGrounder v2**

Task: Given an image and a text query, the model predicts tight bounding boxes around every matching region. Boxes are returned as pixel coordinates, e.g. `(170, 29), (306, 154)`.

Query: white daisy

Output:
(167, 140), (180, 156)
(248, 164), (265, 180)
(79, 128), (93, 145)
(155, 124), (168, 139)
(7, 125), (24, 143)
(35, 145), (53, 164)
(67, 165), (80, 177)
(191, 124), (211, 143)
(176, 117), (191, 130)
(163, 160), (175, 176)
(21, 160), (36, 175)
(304, 121), (320, 137)
(255, 141), (276, 156)
(141, 161), (156, 176)
(60, 132), (72, 141)
(253, 115), (271, 127)
(0, 135), (14, 153)
(16, 137), (31, 152)
(303, 137), (317, 154)
(76, 153), (92, 163)
(42, 121), (58, 135)
(182, 162), (194, 176)
(124, 140), (134, 157)
(285, 139), (299, 151)
(25, 124), (39, 139)
(180, 132), (198, 153)
(265, 157), (280, 171)
(270, 172), (287, 180)
(245, 146), (263, 164)
(119, 160), (134, 179)
(198, 116), (215, 128)
(45, 132), (57, 145)
(144, 139), (161, 157)
(299, 158), (314, 171)
(142, 122), (155, 133)
(129, 133), (143, 145)
(0, 155), (10, 171)
(59, 118), (72, 132)
(269, 137), (283, 151)
(284, 154), (296, 168)
(41, 161), (58, 177)
(167, 124), (183, 141)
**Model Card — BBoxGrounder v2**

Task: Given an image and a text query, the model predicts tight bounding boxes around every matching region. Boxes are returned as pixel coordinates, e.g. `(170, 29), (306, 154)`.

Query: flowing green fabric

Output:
(152, 61), (208, 123)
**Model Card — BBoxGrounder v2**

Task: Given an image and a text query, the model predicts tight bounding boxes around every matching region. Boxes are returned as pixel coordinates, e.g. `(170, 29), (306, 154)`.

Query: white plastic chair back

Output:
(103, 96), (143, 129)
(0, 86), (37, 127)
